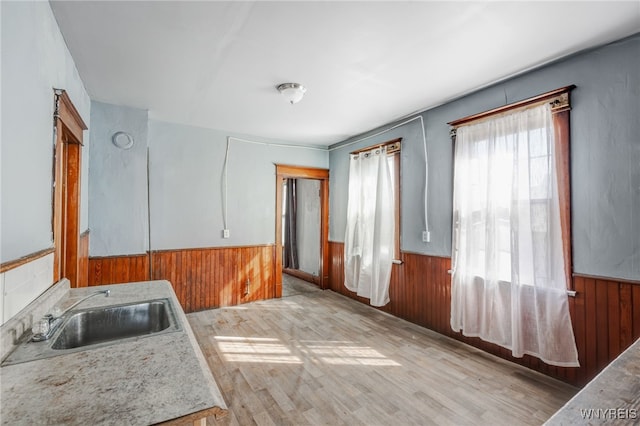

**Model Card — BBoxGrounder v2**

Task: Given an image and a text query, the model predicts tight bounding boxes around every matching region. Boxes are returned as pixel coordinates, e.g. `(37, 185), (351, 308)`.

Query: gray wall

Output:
(149, 121), (328, 249)
(296, 179), (321, 275)
(330, 35), (640, 282)
(88, 113), (329, 255)
(89, 101), (149, 256)
(329, 118), (442, 255)
(1, 1), (91, 263)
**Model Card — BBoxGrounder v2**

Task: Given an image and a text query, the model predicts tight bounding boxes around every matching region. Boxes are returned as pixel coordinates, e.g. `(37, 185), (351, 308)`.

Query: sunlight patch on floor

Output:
(303, 343), (401, 366)
(214, 336), (400, 366)
(214, 336), (302, 363)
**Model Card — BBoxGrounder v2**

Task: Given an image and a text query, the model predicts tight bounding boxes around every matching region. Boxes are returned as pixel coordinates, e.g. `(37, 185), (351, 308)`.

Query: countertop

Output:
(0, 280), (227, 425)
(545, 337), (639, 425)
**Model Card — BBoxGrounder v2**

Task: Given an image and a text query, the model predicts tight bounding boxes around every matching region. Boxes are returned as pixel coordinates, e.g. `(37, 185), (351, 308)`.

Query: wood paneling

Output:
(88, 245), (275, 313)
(88, 254), (150, 287)
(329, 241), (640, 387)
(152, 245), (275, 312)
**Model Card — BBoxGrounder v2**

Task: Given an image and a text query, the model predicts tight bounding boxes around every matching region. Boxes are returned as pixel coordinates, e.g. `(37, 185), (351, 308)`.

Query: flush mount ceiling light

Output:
(277, 83), (306, 104)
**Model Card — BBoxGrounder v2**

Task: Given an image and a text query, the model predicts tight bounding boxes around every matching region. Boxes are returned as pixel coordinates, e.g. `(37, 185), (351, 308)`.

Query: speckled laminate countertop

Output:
(545, 337), (639, 425)
(0, 280), (227, 425)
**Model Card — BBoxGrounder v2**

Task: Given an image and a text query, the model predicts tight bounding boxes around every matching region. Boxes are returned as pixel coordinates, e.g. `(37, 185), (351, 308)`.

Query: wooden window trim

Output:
(448, 85), (575, 129)
(350, 137), (401, 155)
(449, 85), (575, 290)
(390, 151), (401, 261)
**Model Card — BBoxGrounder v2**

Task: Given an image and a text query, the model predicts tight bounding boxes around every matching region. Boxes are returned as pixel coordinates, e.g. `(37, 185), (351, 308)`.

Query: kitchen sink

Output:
(1, 298), (181, 366)
(52, 300), (174, 349)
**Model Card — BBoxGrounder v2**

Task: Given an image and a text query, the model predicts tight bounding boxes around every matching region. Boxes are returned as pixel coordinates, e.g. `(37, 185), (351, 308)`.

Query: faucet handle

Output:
(31, 317), (51, 339)
(50, 306), (63, 318)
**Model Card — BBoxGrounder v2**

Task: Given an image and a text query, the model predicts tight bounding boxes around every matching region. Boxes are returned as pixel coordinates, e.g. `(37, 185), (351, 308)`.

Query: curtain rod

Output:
(448, 85), (575, 132)
(350, 138), (402, 155)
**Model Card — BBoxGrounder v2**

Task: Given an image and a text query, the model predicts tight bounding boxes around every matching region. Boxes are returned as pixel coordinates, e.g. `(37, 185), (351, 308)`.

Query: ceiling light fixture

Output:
(277, 83), (306, 104)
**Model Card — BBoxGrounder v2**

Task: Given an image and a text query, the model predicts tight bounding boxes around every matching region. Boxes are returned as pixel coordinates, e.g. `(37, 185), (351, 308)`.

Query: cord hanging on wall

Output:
(112, 131), (134, 150)
(328, 115), (430, 242)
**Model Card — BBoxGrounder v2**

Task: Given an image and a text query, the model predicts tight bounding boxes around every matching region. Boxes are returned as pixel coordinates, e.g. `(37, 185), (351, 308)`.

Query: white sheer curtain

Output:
(450, 103), (579, 367)
(344, 146), (394, 307)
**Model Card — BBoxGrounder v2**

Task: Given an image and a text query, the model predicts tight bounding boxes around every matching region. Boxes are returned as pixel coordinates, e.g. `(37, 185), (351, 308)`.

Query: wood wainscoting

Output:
(329, 241), (640, 387)
(88, 254), (150, 286)
(88, 245), (275, 313)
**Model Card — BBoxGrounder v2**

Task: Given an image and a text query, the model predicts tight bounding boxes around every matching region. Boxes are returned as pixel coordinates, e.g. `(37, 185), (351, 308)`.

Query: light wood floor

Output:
(188, 277), (577, 425)
(281, 273), (322, 298)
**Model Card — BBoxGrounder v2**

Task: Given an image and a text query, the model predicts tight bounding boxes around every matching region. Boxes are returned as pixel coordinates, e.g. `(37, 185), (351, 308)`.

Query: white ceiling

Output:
(50, 1), (639, 146)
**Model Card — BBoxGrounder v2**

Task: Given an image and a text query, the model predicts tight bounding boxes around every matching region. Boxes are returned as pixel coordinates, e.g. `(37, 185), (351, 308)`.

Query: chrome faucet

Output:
(31, 290), (110, 342)
(57, 290), (110, 317)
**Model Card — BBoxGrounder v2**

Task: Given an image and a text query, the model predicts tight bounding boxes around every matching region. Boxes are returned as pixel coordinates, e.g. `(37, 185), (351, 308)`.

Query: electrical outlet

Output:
(422, 231), (431, 243)
(223, 229), (230, 238)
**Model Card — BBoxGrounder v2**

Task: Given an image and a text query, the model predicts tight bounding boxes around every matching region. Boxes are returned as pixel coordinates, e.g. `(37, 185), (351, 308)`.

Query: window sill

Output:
(448, 270), (577, 297)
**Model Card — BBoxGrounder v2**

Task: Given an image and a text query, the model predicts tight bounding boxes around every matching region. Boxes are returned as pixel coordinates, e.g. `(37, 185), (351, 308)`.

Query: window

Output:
(351, 139), (401, 259)
(448, 87), (579, 367)
(459, 120), (553, 284)
(344, 138), (401, 307)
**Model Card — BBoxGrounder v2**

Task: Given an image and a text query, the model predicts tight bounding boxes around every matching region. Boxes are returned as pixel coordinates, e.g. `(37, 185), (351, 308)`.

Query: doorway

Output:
(52, 89), (86, 288)
(275, 165), (329, 298)
(282, 177), (321, 284)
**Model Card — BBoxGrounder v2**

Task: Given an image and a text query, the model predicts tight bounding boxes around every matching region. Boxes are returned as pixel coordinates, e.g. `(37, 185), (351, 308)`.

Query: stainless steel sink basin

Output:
(1, 298), (182, 366)
(52, 300), (173, 350)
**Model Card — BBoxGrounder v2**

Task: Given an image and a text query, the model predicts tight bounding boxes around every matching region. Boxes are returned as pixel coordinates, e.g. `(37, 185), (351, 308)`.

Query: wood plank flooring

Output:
(281, 273), (322, 298)
(188, 279), (578, 425)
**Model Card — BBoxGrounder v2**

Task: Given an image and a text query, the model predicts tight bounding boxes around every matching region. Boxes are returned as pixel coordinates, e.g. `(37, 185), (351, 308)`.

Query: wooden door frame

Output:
(52, 89), (87, 288)
(275, 165), (329, 297)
